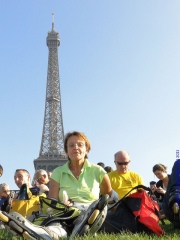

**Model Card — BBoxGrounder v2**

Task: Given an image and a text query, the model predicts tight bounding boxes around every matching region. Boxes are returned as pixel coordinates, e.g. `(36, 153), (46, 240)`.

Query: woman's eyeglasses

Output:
(68, 142), (85, 148)
(116, 161), (130, 166)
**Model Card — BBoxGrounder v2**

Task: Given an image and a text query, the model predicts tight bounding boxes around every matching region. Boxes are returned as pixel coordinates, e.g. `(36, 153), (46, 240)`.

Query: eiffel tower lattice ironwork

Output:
(34, 15), (68, 172)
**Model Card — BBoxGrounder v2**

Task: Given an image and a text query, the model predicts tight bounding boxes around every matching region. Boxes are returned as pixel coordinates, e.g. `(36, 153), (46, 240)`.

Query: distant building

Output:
(34, 14), (68, 172)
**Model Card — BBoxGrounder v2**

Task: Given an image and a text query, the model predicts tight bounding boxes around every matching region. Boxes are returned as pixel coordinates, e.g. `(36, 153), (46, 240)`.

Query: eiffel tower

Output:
(34, 14), (68, 172)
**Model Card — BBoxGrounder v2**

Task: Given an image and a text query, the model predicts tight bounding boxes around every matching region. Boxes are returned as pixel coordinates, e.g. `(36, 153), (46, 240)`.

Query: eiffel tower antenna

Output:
(52, 13), (54, 30)
(34, 14), (68, 172)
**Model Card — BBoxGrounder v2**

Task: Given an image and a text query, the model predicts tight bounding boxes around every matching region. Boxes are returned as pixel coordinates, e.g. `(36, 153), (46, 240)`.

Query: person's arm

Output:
(155, 187), (166, 195)
(48, 179), (60, 200)
(100, 174), (119, 208)
(100, 174), (112, 195)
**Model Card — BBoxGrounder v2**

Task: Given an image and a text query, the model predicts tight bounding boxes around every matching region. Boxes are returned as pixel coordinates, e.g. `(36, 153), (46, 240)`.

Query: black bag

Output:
(102, 200), (151, 234)
(100, 185), (164, 236)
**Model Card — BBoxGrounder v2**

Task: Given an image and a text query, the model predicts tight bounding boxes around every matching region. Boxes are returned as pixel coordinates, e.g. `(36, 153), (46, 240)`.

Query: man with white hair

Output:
(33, 169), (50, 194)
(0, 183), (10, 211)
(34, 169), (50, 187)
(108, 150), (144, 199)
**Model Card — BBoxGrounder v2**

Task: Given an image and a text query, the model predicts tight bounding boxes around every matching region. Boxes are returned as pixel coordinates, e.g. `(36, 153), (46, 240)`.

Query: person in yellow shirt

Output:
(108, 151), (144, 199)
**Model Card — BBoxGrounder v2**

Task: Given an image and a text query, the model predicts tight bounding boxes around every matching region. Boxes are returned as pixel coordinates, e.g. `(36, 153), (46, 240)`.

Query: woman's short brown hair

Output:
(64, 131), (91, 156)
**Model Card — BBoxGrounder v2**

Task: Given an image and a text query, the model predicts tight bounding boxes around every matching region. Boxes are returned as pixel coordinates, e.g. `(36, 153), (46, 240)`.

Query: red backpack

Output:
(102, 185), (164, 236)
(123, 186), (164, 236)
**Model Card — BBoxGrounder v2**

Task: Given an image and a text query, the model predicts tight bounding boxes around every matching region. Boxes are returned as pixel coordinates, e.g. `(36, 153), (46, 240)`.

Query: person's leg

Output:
(0, 211), (62, 239)
(70, 194), (108, 239)
(0, 195), (108, 239)
(162, 159), (180, 225)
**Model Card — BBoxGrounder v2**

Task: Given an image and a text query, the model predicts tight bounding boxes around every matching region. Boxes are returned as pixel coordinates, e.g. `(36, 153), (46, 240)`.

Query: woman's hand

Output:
(63, 190), (73, 206)
(63, 200), (73, 206)
(155, 187), (166, 194)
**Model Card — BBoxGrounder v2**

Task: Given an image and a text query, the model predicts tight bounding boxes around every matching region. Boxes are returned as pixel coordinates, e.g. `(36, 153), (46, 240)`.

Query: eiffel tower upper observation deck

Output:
(34, 14), (68, 172)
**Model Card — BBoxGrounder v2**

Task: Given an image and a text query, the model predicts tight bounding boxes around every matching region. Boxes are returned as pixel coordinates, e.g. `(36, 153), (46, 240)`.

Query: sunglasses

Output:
(116, 161), (130, 166)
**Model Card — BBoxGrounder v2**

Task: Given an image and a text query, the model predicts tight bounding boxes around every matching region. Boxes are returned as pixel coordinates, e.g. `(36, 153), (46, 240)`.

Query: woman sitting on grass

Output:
(0, 131), (118, 239)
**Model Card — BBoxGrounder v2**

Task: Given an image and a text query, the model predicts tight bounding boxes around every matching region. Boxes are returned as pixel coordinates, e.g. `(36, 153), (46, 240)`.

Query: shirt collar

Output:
(61, 158), (91, 173)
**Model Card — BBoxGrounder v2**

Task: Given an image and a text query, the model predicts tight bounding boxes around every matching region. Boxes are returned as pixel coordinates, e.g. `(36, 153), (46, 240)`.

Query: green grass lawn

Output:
(0, 219), (180, 239)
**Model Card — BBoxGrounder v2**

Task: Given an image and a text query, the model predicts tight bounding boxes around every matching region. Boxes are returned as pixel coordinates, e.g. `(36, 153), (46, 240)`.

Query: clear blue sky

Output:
(0, 1), (180, 189)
